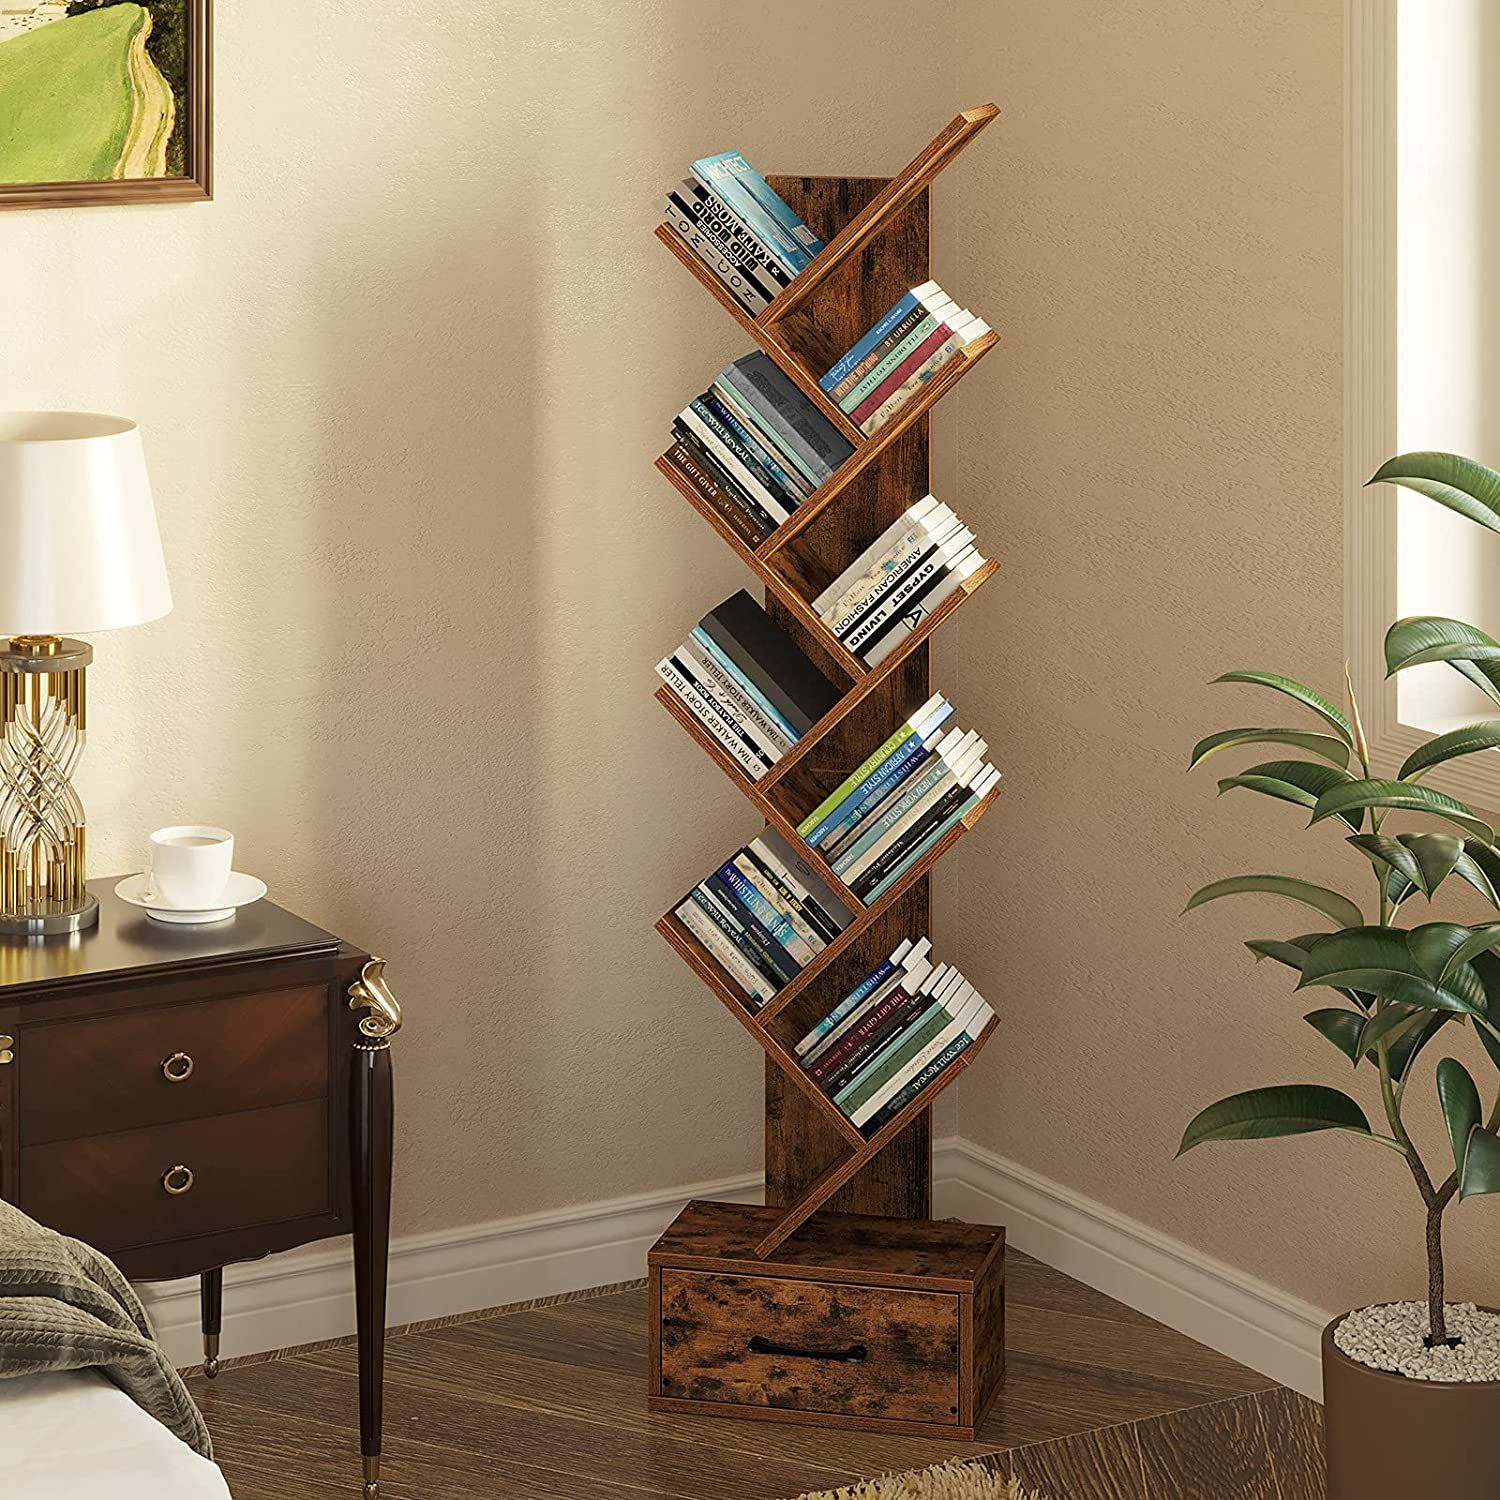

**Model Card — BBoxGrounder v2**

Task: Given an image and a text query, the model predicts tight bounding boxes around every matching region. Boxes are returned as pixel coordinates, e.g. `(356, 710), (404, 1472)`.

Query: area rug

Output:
(795, 1460), (1047, 1500)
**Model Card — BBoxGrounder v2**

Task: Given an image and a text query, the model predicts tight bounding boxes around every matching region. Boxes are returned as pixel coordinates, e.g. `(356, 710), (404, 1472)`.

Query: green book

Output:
(834, 997), (953, 1114)
(838, 313), (941, 413)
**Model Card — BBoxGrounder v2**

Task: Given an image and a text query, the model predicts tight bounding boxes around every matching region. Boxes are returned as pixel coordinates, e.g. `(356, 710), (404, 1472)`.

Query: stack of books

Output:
(821, 282), (991, 436)
(660, 150), (825, 317)
(665, 352), (855, 550)
(814, 495), (989, 666)
(656, 589), (841, 781)
(796, 936), (994, 1134)
(798, 693), (1000, 903)
(674, 826), (854, 1008)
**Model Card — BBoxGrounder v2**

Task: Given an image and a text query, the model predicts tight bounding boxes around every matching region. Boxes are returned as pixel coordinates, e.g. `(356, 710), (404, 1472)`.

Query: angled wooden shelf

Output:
(651, 106), (1002, 1265)
(762, 105), (1001, 326)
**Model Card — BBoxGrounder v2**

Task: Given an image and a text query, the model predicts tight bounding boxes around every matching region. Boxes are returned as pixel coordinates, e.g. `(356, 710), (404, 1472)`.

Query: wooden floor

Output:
(186, 1251), (1324, 1499)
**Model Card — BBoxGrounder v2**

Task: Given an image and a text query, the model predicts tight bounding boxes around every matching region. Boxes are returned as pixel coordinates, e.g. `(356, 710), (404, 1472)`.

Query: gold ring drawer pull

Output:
(162, 1164), (195, 1196)
(162, 1051), (194, 1083)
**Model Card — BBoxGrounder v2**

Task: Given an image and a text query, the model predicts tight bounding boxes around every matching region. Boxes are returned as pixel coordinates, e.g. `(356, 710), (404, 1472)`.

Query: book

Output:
(701, 589), (842, 739)
(667, 647), (787, 766)
(814, 497), (945, 616)
(809, 722), (953, 853)
(742, 841), (841, 945)
(678, 404), (795, 524)
(689, 886), (793, 988)
(730, 851), (827, 959)
(663, 439), (769, 550)
(704, 392), (811, 503)
(675, 896), (778, 1004)
(671, 427), (781, 537)
(853, 767), (987, 894)
(690, 626), (799, 743)
(692, 151), (825, 273)
(795, 938), (925, 1055)
(711, 377), (823, 491)
(862, 317), (992, 437)
(797, 692), (950, 843)
(752, 824), (856, 935)
(810, 982), (928, 1089)
(820, 727), (967, 860)
(842, 532), (977, 655)
(723, 352), (855, 483)
(825, 300), (941, 404)
(860, 765), (1001, 902)
(676, 179), (796, 286)
(838, 295), (960, 414)
(660, 200), (771, 315)
(863, 551), (988, 666)
(820, 283), (941, 393)
(850, 993), (992, 1128)
(862, 1018), (987, 1133)
(850, 320), (966, 427)
(655, 657), (774, 779)
(675, 638), (794, 756)
(710, 862), (814, 968)
(802, 953), (936, 1068)
(686, 397), (799, 510)
(831, 512), (967, 642)
(665, 183), (787, 303)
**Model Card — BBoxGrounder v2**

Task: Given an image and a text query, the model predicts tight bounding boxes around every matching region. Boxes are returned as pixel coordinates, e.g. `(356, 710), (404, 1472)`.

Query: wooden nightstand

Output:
(0, 879), (401, 1498)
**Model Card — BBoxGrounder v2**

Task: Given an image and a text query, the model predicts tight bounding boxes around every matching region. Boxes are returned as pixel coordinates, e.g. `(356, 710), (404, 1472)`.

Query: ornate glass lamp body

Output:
(0, 635), (97, 935)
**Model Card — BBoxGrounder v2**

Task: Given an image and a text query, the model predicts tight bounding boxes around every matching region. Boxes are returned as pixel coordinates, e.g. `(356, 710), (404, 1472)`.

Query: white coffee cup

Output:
(149, 825), (234, 909)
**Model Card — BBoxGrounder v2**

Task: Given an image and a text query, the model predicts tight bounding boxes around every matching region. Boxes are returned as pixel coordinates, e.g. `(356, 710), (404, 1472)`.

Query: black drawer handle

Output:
(748, 1335), (867, 1363)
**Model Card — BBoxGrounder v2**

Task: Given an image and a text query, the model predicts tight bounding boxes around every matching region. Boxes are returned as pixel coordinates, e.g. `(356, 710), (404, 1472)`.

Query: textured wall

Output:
(2, 0), (954, 1236)
(948, 0), (1499, 1315)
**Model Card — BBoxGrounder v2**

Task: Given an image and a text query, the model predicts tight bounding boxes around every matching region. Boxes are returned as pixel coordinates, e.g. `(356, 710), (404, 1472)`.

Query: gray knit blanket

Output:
(0, 1198), (211, 1457)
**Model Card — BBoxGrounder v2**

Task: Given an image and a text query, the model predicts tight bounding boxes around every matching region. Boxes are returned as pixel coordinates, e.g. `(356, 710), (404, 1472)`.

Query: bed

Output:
(0, 1367), (230, 1498)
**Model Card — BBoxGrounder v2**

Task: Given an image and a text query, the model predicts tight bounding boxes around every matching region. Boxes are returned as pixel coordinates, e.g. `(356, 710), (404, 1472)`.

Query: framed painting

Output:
(0, 0), (209, 209)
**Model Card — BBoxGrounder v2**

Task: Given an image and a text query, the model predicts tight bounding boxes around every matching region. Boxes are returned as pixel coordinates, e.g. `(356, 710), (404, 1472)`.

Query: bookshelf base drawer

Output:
(649, 1200), (1005, 1439)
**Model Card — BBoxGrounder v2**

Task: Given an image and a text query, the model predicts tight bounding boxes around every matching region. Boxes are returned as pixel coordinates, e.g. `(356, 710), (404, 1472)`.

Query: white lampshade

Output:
(0, 412), (172, 637)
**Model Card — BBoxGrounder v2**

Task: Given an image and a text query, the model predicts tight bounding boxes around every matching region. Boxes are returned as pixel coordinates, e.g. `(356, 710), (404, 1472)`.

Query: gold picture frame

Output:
(0, 0), (210, 210)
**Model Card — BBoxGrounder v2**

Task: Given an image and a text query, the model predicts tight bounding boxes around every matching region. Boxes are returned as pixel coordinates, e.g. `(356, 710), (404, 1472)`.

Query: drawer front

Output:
(659, 1270), (961, 1425)
(20, 985), (328, 1144)
(20, 1099), (330, 1253)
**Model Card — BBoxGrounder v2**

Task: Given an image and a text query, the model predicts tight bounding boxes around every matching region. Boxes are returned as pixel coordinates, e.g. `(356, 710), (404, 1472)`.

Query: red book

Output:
(807, 984), (917, 1084)
(850, 324), (956, 427)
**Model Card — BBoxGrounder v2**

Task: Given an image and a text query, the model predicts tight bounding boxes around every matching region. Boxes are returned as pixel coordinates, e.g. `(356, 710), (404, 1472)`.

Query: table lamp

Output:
(0, 413), (172, 936)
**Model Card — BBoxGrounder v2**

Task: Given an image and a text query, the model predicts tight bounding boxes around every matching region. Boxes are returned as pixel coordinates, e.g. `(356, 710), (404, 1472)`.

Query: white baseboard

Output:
(144, 1139), (1326, 1401)
(935, 1136), (1328, 1400)
(142, 1169), (764, 1368)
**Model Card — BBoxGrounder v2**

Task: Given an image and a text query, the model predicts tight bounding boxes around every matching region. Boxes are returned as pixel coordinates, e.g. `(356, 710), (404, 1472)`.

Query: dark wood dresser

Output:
(0, 879), (401, 1498)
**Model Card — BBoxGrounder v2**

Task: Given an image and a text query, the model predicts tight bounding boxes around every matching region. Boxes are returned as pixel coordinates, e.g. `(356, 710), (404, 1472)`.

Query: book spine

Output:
(667, 187), (785, 300)
(860, 791), (983, 902)
(830, 519), (961, 639)
(797, 722), (921, 839)
(675, 897), (776, 1004)
(820, 287), (926, 392)
(843, 540), (973, 655)
(671, 427), (781, 536)
(851, 323), (957, 426)
(808, 984), (919, 1084)
(687, 888), (787, 989)
(683, 181), (796, 286)
(704, 393), (809, 502)
(826, 303), (933, 402)
(731, 853), (824, 960)
(689, 627), (799, 742)
(660, 202), (770, 315)
(862, 1031), (978, 1133)
(727, 354), (855, 478)
(742, 843), (838, 944)
(663, 440), (770, 549)
(714, 862), (808, 961)
(860, 336), (966, 436)
(839, 312), (944, 413)
(810, 734), (937, 851)
(795, 958), (901, 1054)
(678, 641), (795, 753)
(860, 561), (977, 666)
(830, 758), (956, 874)
(671, 648), (787, 764)
(834, 1001), (949, 1112)
(813, 496), (942, 614)
(693, 152), (824, 269)
(750, 832), (851, 937)
(852, 1007), (985, 1128)
(701, 874), (802, 983)
(678, 409), (793, 524)
(853, 781), (974, 891)
(654, 659), (771, 779)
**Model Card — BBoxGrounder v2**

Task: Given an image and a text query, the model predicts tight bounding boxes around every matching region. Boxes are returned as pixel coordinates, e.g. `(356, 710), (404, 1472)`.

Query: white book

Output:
(677, 406), (793, 524)
(826, 508), (964, 638)
(851, 991), (991, 1127)
(814, 496), (945, 615)
(675, 897), (777, 1005)
(660, 204), (770, 316)
(655, 659), (772, 780)
(863, 551), (987, 666)
(674, 640), (792, 760)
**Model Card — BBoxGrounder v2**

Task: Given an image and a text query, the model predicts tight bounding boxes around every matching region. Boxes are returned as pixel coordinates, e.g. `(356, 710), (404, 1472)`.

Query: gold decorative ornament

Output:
(348, 957), (401, 1041)
(162, 1051), (194, 1083)
(162, 1164), (194, 1195)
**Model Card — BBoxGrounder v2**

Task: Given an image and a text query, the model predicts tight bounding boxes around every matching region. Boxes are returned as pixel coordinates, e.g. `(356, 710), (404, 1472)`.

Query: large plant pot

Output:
(1323, 1314), (1500, 1497)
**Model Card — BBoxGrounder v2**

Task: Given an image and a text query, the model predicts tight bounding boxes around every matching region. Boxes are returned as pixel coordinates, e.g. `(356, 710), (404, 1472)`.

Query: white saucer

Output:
(114, 871), (268, 924)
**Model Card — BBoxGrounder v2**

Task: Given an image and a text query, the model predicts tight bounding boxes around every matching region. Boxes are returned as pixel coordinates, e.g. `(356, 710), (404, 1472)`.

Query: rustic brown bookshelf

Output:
(648, 105), (1007, 1438)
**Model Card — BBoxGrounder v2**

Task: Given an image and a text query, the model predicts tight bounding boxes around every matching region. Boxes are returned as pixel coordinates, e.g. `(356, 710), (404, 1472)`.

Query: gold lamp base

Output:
(0, 635), (96, 938)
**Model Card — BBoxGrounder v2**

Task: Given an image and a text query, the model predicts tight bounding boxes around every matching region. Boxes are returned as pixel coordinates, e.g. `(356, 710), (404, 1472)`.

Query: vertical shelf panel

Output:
(760, 174), (933, 1221)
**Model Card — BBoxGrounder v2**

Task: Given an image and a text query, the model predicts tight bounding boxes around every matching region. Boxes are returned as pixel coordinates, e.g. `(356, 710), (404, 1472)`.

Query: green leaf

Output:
(1218, 760), (1361, 830)
(1369, 451), (1500, 535)
(1309, 780), (1495, 844)
(1304, 1008), (1367, 1063)
(1178, 1085), (1370, 1154)
(1372, 1007), (1449, 1079)
(1213, 671), (1354, 747)
(1297, 927), (1487, 1015)
(1400, 723), (1500, 781)
(1471, 952), (1500, 1071)
(1456, 843), (1500, 907)
(1347, 834), (1424, 891)
(1437, 1057), (1482, 1179)
(1384, 618), (1500, 707)
(1402, 834), (1466, 895)
(1185, 876), (1363, 930)
(1245, 933), (1322, 970)
(1460, 1127), (1500, 1198)
(1190, 727), (1352, 771)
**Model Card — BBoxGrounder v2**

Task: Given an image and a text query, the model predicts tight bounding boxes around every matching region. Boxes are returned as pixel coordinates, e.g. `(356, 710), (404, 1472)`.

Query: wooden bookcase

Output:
(654, 106), (1001, 1261)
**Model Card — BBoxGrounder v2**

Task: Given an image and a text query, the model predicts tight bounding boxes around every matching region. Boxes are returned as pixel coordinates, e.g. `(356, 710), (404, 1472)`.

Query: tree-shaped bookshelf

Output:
(655, 106), (1001, 1263)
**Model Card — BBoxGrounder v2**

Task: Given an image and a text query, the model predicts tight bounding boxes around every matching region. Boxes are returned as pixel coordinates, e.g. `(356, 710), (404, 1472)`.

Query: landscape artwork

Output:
(0, 0), (208, 207)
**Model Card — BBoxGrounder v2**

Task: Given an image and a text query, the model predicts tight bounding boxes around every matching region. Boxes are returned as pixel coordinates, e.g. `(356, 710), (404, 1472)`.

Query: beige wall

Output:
(3, 0), (954, 1236)
(948, 0), (1497, 1315)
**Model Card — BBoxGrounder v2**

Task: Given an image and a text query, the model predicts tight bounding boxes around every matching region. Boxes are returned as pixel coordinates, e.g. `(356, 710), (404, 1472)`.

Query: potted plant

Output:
(1180, 451), (1500, 1498)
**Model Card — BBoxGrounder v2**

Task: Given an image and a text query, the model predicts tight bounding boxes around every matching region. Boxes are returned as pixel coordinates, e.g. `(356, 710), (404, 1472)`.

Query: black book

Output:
(724, 352), (856, 482)
(700, 590), (841, 739)
(853, 781), (974, 896)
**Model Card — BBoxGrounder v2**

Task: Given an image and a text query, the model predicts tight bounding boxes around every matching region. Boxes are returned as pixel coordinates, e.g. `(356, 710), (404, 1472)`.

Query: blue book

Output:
(862, 792), (983, 903)
(821, 288), (923, 392)
(690, 626), (799, 742)
(689, 888), (792, 988)
(803, 702), (954, 847)
(833, 999), (948, 1108)
(692, 151), (824, 274)
(702, 874), (801, 981)
(705, 392), (807, 502)
(817, 739), (942, 853)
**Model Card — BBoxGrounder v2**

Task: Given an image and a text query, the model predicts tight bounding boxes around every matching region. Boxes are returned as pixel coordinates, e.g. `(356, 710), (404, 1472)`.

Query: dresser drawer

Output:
(19, 1100), (330, 1253)
(659, 1270), (961, 1425)
(19, 985), (328, 1145)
